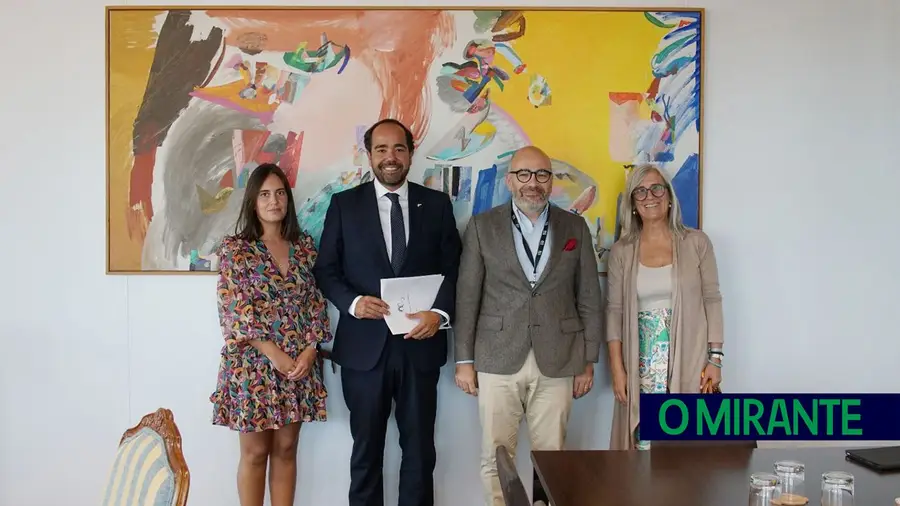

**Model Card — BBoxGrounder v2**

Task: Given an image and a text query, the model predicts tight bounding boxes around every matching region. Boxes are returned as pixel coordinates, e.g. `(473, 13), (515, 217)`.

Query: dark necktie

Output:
(386, 192), (406, 274)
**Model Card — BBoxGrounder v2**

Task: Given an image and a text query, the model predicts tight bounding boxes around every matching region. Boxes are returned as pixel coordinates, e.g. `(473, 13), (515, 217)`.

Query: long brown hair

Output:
(234, 163), (301, 242)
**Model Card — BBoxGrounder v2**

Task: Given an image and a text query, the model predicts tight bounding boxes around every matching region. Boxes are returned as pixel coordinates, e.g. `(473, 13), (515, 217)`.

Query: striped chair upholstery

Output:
(101, 408), (189, 506)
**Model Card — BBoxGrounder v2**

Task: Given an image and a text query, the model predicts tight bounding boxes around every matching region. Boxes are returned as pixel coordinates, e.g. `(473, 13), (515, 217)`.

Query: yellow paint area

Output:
(490, 10), (665, 233)
(107, 10), (162, 271)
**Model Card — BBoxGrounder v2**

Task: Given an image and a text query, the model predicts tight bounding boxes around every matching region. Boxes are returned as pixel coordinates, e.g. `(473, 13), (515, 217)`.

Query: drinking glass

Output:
(821, 471), (854, 506)
(749, 473), (781, 506)
(773, 460), (808, 505)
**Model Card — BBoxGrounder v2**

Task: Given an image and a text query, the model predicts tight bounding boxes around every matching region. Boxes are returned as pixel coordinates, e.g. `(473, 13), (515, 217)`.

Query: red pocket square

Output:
(563, 238), (577, 251)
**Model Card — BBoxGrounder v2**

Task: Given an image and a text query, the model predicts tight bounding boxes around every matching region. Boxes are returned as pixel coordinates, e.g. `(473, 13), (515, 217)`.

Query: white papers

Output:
(380, 274), (445, 335)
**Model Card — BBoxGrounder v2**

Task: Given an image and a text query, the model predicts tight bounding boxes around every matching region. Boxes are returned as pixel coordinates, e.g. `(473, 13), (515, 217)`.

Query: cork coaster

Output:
(770, 494), (809, 506)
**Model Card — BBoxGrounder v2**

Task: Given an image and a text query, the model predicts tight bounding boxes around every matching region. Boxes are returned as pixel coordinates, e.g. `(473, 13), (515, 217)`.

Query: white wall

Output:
(1, 0), (898, 504)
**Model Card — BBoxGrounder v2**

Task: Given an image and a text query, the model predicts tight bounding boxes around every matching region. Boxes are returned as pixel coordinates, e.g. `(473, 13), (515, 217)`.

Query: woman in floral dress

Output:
(210, 163), (333, 506)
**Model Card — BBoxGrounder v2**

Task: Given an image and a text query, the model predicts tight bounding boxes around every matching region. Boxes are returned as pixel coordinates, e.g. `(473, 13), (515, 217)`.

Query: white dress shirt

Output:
(348, 178), (451, 329)
(511, 201), (552, 286)
(374, 177), (410, 258)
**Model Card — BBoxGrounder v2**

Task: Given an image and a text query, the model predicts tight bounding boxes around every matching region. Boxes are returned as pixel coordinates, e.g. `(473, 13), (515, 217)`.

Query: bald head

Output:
(506, 145), (553, 217)
(510, 145), (552, 171)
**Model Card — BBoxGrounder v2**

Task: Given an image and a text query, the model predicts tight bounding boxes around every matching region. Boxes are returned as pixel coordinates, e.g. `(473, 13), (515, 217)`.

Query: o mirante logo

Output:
(638, 394), (900, 441)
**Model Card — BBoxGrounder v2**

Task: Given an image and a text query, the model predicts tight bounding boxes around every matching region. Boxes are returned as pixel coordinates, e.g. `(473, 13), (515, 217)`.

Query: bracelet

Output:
(707, 359), (722, 368)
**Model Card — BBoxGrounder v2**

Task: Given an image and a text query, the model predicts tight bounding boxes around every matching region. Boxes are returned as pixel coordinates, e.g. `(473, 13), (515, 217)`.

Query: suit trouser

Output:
(341, 335), (440, 506)
(477, 349), (574, 506)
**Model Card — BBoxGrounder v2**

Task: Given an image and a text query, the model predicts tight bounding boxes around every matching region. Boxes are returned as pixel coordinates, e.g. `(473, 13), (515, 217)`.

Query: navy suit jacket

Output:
(312, 181), (462, 372)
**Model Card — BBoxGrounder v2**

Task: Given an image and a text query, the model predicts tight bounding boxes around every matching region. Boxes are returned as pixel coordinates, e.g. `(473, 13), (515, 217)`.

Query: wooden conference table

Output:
(532, 446), (900, 506)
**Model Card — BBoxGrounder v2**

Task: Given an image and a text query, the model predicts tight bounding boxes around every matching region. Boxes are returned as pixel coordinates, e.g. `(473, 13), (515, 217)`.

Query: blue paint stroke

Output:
(450, 166), (473, 202)
(189, 249), (212, 271)
(671, 153), (699, 229)
(638, 11), (702, 224)
(297, 170), (371, 248)
(472, 165), (498, 215)
(337, 45), (350, 74)
(237, 166), (252, 189)
(491, 164), (512, 206)
(428, 131), (495, 161)
(650, 14), (701, 139)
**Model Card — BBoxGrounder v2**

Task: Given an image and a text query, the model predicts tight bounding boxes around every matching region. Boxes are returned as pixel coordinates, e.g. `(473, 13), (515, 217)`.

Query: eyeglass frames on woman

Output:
(511, 169), (552, 184)
(632, 183), (667, 201)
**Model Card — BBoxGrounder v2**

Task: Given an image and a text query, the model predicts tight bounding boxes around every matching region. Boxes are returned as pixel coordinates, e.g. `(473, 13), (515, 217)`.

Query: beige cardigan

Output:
(605, 228), (724, 450)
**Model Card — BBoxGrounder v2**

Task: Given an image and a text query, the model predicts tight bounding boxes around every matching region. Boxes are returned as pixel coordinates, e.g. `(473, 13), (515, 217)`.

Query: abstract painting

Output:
(106, 7), (704, 273)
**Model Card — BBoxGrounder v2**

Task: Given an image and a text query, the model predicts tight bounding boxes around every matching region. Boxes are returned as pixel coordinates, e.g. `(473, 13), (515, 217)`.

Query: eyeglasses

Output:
(511, 169), (552, 184)
(632, 183), (667, 201)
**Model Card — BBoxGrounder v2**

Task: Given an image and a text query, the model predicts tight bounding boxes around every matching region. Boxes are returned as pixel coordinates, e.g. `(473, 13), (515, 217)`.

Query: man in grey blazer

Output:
(453, 146), (603, 506)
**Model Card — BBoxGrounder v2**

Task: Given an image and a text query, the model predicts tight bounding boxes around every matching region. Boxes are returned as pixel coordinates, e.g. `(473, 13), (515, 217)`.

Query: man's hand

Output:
(354, 296), (391, 319)
(573, 364), (594, 398)
(404, 311), (440, 339)
(455, 363), (478, 396)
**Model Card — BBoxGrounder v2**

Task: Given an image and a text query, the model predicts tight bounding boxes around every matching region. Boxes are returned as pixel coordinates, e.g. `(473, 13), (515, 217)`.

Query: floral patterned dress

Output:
(210, 233), (333, 433)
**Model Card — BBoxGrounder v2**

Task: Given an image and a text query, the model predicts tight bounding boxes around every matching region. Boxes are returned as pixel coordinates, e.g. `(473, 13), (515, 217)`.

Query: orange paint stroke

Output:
(609, 92), (644, 105)
(207, 9), (456, 145)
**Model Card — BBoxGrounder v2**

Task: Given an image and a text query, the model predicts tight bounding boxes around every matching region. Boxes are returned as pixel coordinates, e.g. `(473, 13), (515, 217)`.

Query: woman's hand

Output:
(700, 362), (722, 392)
(611, 364), (628, 405)
(269, 348), (297, 377)
(287, 346), (317, 380)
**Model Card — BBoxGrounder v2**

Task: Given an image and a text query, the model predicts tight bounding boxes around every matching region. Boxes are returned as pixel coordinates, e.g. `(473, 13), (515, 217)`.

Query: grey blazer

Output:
(454, 202), (603, 377)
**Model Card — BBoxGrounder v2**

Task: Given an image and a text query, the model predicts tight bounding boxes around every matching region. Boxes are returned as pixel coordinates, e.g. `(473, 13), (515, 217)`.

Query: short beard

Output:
(375, 161), (408, 186)
(513, 193), (548, 215)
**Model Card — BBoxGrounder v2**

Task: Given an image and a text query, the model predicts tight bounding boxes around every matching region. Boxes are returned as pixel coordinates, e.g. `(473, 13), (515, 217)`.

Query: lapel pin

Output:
(417, 203), (423, 207)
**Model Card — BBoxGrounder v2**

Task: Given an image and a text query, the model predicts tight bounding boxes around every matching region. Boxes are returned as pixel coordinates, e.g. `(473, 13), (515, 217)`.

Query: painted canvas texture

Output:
(106, 8), (703, 273)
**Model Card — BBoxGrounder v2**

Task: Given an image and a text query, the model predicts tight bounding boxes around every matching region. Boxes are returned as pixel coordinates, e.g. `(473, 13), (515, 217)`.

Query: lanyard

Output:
(511, 208), (550, 285)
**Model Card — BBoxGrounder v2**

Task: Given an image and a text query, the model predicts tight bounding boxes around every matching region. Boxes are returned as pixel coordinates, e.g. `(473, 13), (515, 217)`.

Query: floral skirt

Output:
(633, 308), (672, 450)
(210, 348), (328, 433)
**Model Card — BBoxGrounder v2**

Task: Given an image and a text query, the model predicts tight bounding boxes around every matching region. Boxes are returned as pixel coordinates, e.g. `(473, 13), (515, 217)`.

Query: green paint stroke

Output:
(645, 12), (676, 29)
(652, 34), (694, 66)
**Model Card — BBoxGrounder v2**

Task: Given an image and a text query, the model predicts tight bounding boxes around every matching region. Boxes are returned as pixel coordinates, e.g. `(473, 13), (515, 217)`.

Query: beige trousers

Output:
(477, 349), (574, 506)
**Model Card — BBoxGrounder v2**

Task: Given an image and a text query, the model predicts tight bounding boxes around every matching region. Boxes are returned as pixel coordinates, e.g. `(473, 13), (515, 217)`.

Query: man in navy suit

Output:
(312, 119), (462, 506)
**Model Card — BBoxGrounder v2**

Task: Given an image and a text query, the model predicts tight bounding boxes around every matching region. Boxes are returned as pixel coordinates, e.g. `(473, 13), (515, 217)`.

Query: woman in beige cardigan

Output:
(605, 164), (724, 450)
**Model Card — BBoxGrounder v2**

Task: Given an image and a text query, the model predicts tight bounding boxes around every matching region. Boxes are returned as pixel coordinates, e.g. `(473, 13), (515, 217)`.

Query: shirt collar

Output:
(374, 177), (409, 200)
(512, 201), (550, 229)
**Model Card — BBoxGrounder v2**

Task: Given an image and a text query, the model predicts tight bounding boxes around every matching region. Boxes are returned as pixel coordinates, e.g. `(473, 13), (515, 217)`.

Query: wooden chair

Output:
(496, 446), (533, 506)
(100, 408), (190, 506)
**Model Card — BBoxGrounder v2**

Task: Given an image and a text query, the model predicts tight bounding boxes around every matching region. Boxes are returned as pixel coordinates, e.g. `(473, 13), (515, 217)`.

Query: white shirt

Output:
(636, 263), (673, 311)
(511, 201), (551, 286)
(348, 178), (450, 329)
(374, 177), (410, 258)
